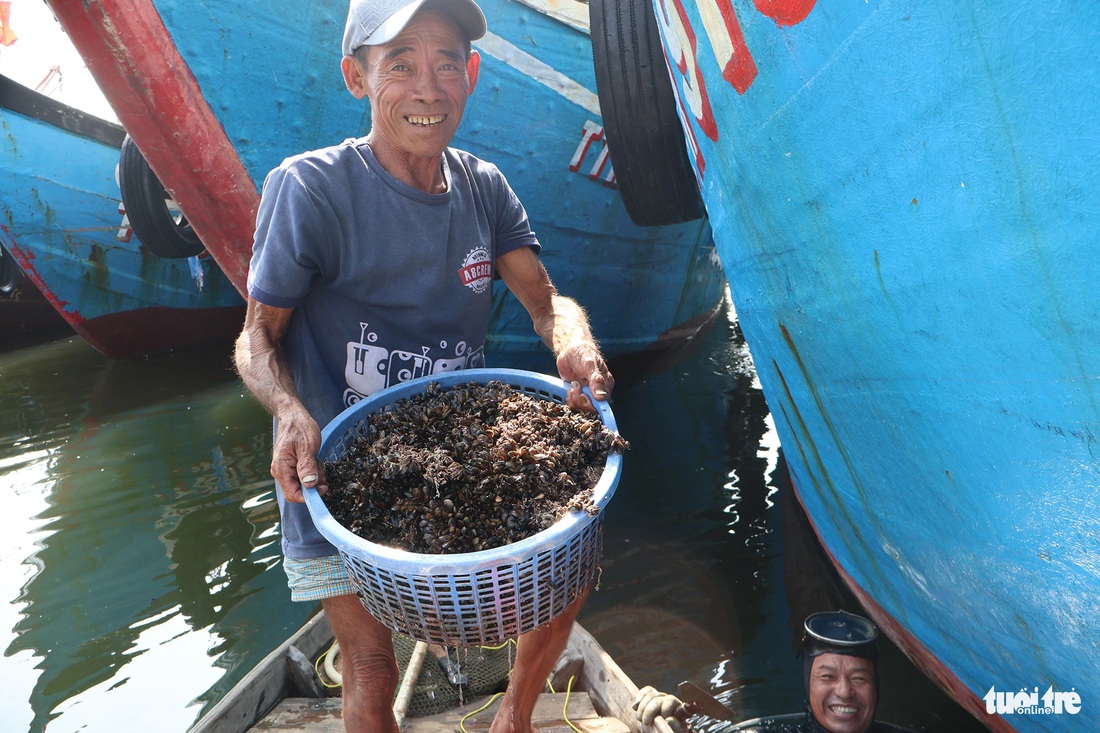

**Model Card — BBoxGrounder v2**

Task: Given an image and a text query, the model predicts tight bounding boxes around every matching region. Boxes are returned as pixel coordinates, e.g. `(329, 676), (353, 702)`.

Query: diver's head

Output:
(801, 611), (879, 733)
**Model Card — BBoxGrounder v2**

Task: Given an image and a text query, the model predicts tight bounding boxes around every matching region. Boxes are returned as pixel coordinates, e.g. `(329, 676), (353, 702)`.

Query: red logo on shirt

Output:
(458, 247), (492, 294)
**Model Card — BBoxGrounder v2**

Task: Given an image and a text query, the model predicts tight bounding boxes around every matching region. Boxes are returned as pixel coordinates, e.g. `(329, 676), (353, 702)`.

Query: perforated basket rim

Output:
(303, 368), (622, 576)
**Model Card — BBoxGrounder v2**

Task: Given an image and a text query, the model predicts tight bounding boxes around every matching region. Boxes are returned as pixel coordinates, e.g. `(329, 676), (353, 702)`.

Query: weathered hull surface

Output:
(652, 1), (1098, 731)
(0, 76), (244, 358)
(46, 0), (726, 362)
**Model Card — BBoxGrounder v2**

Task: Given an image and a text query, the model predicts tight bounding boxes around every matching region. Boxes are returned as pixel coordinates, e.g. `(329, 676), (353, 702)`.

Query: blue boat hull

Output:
(646, 1), (1098, 730)
(48, 0), (726, 363)
(0, 76), (244, 358)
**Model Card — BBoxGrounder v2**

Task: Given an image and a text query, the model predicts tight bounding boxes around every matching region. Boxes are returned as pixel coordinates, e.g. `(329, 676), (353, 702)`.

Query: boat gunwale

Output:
(0, 73), (125, 148)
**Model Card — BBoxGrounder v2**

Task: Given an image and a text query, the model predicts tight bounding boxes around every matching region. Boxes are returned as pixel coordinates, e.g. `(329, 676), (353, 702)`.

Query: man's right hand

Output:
(235, 298), (326, 504)
(271, 409), (326, 503)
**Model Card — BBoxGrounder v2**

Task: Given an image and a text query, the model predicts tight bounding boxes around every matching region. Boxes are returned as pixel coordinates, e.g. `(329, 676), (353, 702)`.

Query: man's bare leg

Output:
(488, 591), (588, 733)
(323, 594), (400, 733)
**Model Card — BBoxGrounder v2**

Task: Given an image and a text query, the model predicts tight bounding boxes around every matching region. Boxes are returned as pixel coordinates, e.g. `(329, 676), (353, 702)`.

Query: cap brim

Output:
(364, 0), (486, 46)
(364, 0), (429, 45)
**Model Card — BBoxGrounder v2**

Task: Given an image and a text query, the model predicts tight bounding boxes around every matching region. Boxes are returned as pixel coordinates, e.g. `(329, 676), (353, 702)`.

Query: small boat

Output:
(45, 0), (727, 363)
(189, 611), (675, 733)
(0, 73), (245, 358)
(586, 1), (1100, 732)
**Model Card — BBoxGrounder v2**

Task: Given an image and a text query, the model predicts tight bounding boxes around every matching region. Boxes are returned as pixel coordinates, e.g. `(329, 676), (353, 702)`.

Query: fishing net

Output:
(316, 632), (514, 717)
(392, 633), (514, 717)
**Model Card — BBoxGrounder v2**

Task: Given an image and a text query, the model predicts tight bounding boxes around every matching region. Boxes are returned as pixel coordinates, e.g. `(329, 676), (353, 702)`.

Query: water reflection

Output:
(0, 304), (985, 732)
(0, 337), (297, 731)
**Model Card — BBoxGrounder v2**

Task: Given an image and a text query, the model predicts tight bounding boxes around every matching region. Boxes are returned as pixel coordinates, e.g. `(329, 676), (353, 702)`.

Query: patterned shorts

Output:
(283, 554), (356, 602)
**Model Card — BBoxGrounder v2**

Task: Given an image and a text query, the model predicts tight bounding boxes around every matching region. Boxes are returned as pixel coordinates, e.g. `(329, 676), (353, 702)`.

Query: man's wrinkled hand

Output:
(556, 342), (613, 412)
(271, 411), (325, 503)
(633, 685), (691, 733)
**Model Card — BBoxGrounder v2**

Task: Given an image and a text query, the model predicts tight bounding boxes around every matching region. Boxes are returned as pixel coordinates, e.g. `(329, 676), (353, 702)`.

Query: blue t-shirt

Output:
(248, 138), (540, 557)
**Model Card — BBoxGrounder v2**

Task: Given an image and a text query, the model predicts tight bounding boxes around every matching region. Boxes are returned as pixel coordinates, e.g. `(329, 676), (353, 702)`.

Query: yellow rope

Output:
(457, 671), (581, 733)
(562, 674), (584, 733)
(314, 640), (342, 689)
(459, 692), (506, 733)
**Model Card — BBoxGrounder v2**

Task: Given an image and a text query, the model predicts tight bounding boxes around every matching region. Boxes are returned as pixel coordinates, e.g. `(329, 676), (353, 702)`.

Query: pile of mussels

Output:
(322, 380), (628, 554)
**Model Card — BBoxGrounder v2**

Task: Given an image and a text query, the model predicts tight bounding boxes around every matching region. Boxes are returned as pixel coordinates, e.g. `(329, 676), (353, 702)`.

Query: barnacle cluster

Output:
(322, 380), (628, 554)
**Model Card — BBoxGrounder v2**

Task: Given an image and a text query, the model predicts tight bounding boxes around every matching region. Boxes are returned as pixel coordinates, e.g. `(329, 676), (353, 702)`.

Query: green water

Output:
(0, 301), (985, 732)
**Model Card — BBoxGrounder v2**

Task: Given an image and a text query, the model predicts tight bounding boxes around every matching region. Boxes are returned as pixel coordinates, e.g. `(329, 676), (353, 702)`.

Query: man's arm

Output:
(233, 298), (325, 502)
(496, 246), (614, 409)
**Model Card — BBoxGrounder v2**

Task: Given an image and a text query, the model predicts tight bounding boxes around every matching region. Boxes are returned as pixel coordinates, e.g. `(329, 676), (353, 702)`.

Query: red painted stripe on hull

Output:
(789, 481), (1015, 733)
(46, 0), (256, 297)
(3, 236), (83, 321)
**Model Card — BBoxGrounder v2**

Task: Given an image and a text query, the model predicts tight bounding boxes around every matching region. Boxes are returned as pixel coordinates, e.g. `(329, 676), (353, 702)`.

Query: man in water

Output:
(798, 610), (895, 733)
(635, 611), (911, 733)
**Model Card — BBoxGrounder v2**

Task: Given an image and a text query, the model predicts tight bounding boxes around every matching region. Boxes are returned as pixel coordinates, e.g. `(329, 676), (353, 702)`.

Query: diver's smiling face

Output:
(808, 654), (876, 733)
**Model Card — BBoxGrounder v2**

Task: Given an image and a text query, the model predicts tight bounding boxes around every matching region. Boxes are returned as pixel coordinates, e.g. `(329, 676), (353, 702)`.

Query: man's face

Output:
(359, 9), (473, 160)
(808, 654), (877, 733)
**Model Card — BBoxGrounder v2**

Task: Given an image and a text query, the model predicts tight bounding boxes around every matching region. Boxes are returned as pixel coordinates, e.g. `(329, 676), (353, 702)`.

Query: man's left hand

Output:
(556, 341), (614, 411)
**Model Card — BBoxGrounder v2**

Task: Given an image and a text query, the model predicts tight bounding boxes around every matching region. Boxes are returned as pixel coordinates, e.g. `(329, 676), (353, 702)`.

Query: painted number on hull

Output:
(655, 0), (816, 174)
(570, 120), (617, 187)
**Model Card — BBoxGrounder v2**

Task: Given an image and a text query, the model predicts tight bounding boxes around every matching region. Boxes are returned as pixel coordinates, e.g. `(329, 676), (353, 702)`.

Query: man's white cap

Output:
(342, 0), (487, 56)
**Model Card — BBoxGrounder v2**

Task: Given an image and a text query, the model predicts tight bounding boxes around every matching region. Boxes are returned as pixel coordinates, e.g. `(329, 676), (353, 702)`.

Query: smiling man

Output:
(801, 611), (903, 733)
(631, 611), (916, 733)
(724, 611), (901, 733)
(234, 0), (614, 731)
(806, 651), (877, 733)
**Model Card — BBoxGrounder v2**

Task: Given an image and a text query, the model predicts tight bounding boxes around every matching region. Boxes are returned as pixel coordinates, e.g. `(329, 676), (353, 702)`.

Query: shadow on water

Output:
(0, 280), (73, 355)
(0, 302), (987, 732)
(576, 305), (989, 733)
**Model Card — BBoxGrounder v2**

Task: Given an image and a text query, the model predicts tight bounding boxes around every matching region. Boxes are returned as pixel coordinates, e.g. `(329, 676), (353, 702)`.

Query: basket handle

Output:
(582, 384), (617, 431)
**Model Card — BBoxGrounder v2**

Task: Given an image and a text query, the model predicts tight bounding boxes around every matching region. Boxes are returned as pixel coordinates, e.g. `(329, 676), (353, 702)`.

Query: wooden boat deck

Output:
(191, 610), (666, 733)
(252, 691), (631, 733)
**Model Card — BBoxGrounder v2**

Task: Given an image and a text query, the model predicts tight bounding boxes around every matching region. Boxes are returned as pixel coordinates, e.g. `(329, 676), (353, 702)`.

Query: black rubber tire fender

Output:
(118, 135), (205, 258)
(590, 0), (706, 227)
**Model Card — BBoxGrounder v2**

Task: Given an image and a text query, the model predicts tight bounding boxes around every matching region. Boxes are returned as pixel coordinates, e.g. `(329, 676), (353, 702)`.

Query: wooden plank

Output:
(444, 692), (599, 728)
(190, 612), (333, 733)
(252, 699), (343, 732)
(407, 693), (627, 733)
(251, 693), (628, 733)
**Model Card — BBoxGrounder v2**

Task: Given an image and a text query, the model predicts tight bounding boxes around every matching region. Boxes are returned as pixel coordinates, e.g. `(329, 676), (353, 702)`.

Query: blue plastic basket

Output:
(304, 368), (622, 646)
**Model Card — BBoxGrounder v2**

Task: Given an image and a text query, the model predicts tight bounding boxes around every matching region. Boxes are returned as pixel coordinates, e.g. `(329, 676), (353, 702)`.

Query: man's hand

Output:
(235, 299), (326, 503)
(556, 340), (614, 412)
(271, 408), (326, 503)
(633, 686), (691, 733)
(495, 248), (615, 412)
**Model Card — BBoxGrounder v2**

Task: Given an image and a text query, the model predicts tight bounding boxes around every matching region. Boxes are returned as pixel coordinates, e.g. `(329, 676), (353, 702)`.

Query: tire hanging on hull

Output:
(118, 135), (206, 259)
(590, 0), (706, 227)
